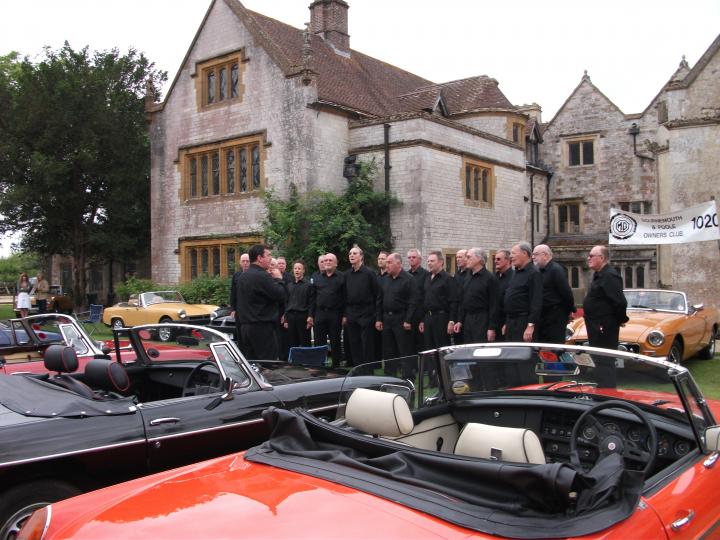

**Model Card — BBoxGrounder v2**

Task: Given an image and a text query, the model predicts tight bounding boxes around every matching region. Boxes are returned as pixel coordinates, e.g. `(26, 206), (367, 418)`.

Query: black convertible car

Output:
(0, 323), (409, 540)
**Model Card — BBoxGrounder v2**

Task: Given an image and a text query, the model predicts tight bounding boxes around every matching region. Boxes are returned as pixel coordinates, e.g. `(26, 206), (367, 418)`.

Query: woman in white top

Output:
(16, 272), (32, 317)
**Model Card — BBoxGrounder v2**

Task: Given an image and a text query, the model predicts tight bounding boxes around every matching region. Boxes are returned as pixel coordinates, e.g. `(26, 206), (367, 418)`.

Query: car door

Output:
(140, 341), (283, 472)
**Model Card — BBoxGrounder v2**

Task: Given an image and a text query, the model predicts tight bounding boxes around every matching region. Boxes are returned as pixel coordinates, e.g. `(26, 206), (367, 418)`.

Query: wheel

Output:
(668, 339), (683, 364)
(158, 317), (174, 342)
(570, 400), (658, 477)
(181, 360), (221, 397)
(0, 480), (80, 540)
(698, 327), (717, 360)
(111, 317), (125, 330)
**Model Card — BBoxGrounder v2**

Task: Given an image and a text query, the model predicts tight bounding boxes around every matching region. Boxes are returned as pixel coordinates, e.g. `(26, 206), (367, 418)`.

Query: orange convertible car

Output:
(566, 288), (719, 363)
(20, 344), (720, 539)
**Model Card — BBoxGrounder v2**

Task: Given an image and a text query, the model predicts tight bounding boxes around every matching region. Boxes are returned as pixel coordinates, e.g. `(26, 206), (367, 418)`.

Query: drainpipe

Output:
(628, 123), (654, 160)
(383, 124), (391, 194)
(545, 171), (553, 241)
(530, 173), (535, 247)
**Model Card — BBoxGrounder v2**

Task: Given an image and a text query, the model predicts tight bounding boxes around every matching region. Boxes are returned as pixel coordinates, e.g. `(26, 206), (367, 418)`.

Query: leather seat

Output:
(455, 422), (545, 464)
(85, 358), (131, 396)
(43, 345), (95, 399)
(345, 388), (414, 437)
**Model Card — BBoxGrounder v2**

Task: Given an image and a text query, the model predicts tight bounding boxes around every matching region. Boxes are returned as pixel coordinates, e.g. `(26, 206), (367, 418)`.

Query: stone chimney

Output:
(309, 0), (350, 53)
(517, 103), (542, 124)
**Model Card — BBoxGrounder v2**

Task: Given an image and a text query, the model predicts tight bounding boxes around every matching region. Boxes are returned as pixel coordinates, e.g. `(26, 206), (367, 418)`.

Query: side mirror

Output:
(692, 303), (704, 312)
(706, 425), (720, 452)
(205, 377), (235, 411)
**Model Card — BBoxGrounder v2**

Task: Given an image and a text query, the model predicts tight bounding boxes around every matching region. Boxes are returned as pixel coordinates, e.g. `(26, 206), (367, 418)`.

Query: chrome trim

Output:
(306, 403), (340, 414)
(671, 510), (695, 531)
(149, 417), (180, 426)
(0, 438), (146, 468)
(704, 452), (719, 468)
(147, 417), (265, 442)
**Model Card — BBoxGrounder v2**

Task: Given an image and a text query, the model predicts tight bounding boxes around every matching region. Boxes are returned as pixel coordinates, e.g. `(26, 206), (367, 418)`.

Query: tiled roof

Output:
(230, 1), (515, 118)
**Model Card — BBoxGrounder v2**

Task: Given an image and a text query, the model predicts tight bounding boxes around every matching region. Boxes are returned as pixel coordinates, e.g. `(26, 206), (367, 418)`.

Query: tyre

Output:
(0, 480), (80, 540)
(667, 339), (683, 364)
(111, 317), (125, 330)
(158, 317), (174, 342)
(698, 327), (717, 360)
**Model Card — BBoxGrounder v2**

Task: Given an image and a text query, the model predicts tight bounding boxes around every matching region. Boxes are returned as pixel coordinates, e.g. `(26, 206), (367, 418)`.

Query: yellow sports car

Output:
(566, 288), (718, 363)
(102, 291), (219, 341)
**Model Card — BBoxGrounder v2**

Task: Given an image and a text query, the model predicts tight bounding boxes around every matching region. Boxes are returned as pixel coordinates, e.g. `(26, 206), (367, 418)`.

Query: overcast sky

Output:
(1, 0), (718, 256)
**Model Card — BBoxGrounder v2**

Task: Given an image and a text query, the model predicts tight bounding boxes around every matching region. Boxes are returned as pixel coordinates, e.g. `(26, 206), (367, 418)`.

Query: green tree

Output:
(261, 160), (396, 271)
(0, 252), (39, 284)
(0, 44), (166, 307)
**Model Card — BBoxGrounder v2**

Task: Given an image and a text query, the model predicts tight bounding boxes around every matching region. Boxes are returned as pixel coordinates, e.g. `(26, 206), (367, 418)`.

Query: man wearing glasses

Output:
(584, 245), (628, 387)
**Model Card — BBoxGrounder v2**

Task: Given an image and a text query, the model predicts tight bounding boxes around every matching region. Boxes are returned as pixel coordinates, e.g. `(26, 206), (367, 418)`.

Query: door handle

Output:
(671, 510), (694, 531)
(149, 417), (180, 426)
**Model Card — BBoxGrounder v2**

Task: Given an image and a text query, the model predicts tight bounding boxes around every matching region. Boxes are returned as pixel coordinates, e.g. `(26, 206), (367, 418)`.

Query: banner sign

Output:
(609, 201), (719, 245)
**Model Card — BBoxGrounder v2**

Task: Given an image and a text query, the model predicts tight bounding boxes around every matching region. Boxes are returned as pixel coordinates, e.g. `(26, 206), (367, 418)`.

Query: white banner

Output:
(609, 201), (720, 245)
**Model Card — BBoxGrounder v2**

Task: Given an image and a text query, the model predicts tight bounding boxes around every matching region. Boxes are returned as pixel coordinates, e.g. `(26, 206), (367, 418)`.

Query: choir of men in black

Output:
(229, 242), (578, 365)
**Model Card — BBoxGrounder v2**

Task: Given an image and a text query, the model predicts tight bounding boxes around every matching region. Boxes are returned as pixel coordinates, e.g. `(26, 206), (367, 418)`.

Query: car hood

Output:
(44, 454), (478, 540)
(570, 311), (681, 342)
(148, 302), (218, 314)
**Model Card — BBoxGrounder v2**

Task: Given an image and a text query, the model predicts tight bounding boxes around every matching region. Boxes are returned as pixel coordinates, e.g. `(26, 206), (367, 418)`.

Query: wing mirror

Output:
(205, 377), (235, 411)
(692, 303), (704, 313)
(706, 425), (720, 452)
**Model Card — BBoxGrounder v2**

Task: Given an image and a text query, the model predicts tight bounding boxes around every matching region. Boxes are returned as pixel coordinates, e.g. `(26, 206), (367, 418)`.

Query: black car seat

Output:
(84, 358), (131, 399)
(43, 345), (95, 399)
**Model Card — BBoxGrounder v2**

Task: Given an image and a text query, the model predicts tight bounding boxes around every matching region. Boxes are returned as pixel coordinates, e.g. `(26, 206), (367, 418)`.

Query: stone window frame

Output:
(461, 158), (495, 209)
(618, 263), (647, 289)
(563, 135), (597, 167)
(618, 201), (653, 214)
(179, 236), (260, 282)
(568, 265), (583, 289)
(180, 135), (265, 202)
(194, 49), (248, 111)
(553, 200), (583, 234)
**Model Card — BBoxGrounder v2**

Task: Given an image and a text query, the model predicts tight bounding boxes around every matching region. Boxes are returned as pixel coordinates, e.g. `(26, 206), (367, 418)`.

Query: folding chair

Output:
(287, 345), (329, 367)
(77, 304), (104, 336)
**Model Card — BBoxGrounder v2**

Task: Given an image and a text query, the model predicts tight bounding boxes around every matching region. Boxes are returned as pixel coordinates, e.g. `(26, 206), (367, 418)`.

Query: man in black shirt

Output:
(503, 242), (542, 342)
(454, 247), (498, 343)
(532, 244), (575, 344)
(344, 245), (382, 366)
(376, 253), (417, 360)
(374, 251), (389, 359)
(408, 248), (429, 352)
(283, 261), (312, 349)
(584, 245), (628, 388)
(420, 250), (458, 349)
(309, 253), (345, 367)
(235, 244), (288, 360)
(452, 249), (469, 345)
(493, 249), (514, 342)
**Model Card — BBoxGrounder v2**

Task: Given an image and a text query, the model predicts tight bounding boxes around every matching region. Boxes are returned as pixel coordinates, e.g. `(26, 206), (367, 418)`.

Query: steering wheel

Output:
(570, 400), (658, 476)
(182, 361), (222, 397)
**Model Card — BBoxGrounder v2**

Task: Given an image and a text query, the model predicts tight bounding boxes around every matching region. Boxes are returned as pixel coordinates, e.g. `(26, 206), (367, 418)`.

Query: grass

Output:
(2, 301), (719, 399)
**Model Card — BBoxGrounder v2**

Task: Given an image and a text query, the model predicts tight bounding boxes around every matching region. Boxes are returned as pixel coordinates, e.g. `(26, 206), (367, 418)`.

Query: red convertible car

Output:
(20, 344), (720, 539)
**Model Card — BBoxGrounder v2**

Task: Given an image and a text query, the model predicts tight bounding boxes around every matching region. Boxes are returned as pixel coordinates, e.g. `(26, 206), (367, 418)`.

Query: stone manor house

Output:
(146, 0), (720, 306)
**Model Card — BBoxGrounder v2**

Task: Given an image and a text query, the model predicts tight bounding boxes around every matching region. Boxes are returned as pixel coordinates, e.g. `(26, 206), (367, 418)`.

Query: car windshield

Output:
(625, 289), (686, 312)
(344, 344), (712, 432)
(141, 291), (184, 305)
(132, 325), (250, 387)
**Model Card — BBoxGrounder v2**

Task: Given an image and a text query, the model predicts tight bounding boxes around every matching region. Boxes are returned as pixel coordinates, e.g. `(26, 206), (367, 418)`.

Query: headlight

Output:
(647, 330), (665, 347)
(565, 326), (574, 341)
(178, 309), (187, 319)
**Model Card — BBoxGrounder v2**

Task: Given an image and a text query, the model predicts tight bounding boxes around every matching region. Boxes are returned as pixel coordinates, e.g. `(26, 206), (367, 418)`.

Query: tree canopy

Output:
(261, 160), (397, 272)
(0, 44), (166, 306)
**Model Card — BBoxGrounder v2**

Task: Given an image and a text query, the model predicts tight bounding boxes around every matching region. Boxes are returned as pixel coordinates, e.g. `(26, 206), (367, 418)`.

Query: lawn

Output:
(2, 301), (718, 399)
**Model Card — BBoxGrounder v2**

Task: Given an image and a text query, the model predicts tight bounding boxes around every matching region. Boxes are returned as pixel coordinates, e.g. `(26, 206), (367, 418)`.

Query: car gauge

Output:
(603, 422), (621, 434)
(582, 426), (597, 440)
(673, 440), (691, 456)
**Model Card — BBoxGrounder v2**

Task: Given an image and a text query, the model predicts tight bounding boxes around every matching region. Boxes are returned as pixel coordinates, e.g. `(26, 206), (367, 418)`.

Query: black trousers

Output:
(234, 318), (245, 354)
(505, 315), (531, 342)
(423, 311), (451, 349)
(586, 317), (620, 388)
(314, 309), (343, 367)
(382, 313), (415, 359)
(286, 311), (311, 349)
(463, 311), (490, 344)
(240, 322), (278, 360)
(537, 305), (570, 344)
(346, 315), (376, 367)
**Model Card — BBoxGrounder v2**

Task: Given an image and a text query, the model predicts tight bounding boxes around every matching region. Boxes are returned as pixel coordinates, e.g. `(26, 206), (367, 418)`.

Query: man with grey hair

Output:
(407, 248), (429, 352)
(420, 250), (458, 349)
(454, 247), (498, 343)
(309, 253), (345, 367)
(532, 244), (575, 343)
(493, 249), (514, 341)
(376, 253), (417, 361)
(453, 249), (469, 345)
(503, 242), (542, 342)
(344, 245), (382, 366)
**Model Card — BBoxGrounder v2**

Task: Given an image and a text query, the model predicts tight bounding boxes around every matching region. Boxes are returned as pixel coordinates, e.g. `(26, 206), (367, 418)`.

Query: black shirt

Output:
(235, 265), (288, 324)
(309, 271), (345, 316)
(494, 268), (515, 331)
(583, 264), (628, 324)
(408, 266), (430, 323)
(344, 265), (381, 320)
(503, 263), (543, 324)
(286, 277), (312, 313)
(379, 270), (418, 324)
(458, 267), (499, 326)
(423, 270), (458, 321)
(229, 270), (243, 311)
(539, 260), (575, 313)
